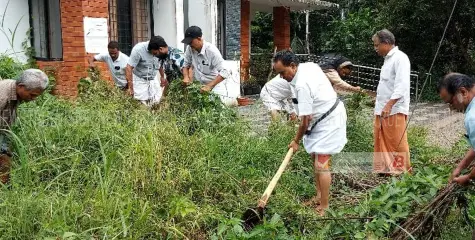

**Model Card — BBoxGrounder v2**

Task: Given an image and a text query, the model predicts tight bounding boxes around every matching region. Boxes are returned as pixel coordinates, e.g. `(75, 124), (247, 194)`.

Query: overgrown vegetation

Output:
(0, 55), (24, 79)
(0, 57), (474, 239)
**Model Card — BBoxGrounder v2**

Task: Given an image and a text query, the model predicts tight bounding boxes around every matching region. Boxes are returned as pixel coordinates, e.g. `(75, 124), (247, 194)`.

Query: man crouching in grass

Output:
(0, 69), (49, 184)
(273, 50), (347, 216)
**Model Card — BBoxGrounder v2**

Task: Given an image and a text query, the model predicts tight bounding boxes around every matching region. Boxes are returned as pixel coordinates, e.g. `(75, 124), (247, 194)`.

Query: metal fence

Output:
(250, 53), (428, 100)
(297, 54), (427, 100)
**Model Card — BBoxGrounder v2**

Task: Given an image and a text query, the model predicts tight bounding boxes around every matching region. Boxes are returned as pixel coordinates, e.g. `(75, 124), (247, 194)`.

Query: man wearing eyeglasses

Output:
(88, 41), (129, 90)
(372, 29), (411, 175)
(181, 26), (233, 104)
(439, 73), (475, 185)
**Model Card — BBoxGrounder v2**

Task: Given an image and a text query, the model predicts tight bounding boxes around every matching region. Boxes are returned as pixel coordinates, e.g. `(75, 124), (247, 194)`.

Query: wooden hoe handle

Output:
(258, 148), (294, 208)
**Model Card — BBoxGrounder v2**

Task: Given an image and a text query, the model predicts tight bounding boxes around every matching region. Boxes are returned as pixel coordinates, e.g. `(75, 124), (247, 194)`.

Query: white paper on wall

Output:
(84, 17), (108, 54)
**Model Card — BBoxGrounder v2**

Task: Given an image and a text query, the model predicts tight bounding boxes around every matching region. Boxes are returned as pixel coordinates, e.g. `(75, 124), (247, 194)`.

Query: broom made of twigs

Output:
(391, 181), (468, 240)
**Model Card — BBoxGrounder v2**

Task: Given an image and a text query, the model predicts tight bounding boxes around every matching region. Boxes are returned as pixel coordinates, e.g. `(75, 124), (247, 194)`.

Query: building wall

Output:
(153, 0), (177, 47)
(187, 0), (216, 45)
(0, 0), (31, 63)
(175, 0), (185, 51)
(37, 0), (111, 98)
(152, 0), (185, 51)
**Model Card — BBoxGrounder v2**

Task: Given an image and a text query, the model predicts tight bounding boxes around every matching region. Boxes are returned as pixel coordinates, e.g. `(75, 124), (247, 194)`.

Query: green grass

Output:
(0, 71), (473, 239)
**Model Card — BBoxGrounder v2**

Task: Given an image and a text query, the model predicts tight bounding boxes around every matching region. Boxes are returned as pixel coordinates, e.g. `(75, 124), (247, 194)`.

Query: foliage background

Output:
(250, 0), (475, 100)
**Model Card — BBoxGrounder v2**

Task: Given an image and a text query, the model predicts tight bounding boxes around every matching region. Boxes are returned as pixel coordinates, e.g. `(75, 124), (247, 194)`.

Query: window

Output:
(114, 0), (133, 55)
(109, 0), (153, 56)
(29, 0), (63, 60)
(217, 0), (226, 59)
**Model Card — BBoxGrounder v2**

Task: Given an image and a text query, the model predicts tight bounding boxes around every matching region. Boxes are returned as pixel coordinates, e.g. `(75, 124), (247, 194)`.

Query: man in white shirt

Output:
(126, 36), (166, 106)
(181, 26), (234, 105)
(372, 29), (411, 175)
(274, 50), (347, 216)
(88, 41), (129, 90)
(260, 74), (297, 121)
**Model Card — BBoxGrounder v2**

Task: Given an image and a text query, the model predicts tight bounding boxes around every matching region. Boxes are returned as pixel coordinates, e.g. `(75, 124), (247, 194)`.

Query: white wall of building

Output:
(175, 0), (184, 50)
(153, 0), (217, 50)
(153, 0), (177, 49)
(151, 0), (239, 98)
(0, 0), (30, 63)
(187, 0), (216, 46)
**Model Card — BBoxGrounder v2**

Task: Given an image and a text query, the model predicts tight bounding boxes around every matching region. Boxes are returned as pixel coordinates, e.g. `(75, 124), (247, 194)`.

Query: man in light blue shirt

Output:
(126, 36), (165, 106)
(438, 73), (475, 185)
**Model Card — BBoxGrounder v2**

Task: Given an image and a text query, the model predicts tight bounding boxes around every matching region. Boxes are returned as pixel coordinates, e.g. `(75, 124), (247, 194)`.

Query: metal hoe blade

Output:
(241, 206), (264, 231)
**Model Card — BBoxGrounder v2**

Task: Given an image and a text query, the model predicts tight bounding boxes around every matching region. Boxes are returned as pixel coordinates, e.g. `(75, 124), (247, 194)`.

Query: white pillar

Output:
(187, 0), (214, 44)
(209, 0), (217, 46)
(153, 0), (178, 48)
(175, 0), (184, 51)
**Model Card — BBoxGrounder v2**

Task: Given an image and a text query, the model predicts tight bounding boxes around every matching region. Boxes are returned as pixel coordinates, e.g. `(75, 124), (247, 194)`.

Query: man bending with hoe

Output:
(0, 69), (49, 184)
(273, 50), (347, 215)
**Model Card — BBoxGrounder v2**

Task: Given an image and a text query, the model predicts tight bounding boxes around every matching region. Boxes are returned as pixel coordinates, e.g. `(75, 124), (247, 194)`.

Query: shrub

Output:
(0, 55), (24, 79)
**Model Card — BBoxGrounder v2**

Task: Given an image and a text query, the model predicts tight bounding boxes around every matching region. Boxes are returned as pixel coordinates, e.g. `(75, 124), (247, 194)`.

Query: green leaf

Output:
(354, 232), (366, 239)
(270, 213), (281, 225)
(62, 232), (77, 239)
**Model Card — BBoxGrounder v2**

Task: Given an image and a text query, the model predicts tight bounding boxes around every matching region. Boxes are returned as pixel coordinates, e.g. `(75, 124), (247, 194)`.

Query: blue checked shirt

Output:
(159, 46), (185, 76)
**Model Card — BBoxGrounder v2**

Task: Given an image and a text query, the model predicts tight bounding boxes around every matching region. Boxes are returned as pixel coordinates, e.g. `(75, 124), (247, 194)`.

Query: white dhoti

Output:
(211, 79), (238, 106)
(303, 103), (347, 154)
(133, 74), (164, 106)
(260, 90), (294, 113)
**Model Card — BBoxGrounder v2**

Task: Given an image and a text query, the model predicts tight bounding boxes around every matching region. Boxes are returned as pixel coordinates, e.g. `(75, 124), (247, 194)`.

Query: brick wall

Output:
(273, 6), (291, 51)
(240, 0), (250, 82)
(37, 0), (111, 99)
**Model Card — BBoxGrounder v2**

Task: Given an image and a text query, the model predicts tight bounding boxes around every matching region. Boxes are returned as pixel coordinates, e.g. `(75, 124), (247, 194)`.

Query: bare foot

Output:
(315, 205), (328, 217)
(303, 196), (321, 207)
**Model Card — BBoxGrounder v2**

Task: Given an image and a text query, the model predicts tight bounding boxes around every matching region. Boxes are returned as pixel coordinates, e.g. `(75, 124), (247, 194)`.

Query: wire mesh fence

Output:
(250, 53), (429, 100)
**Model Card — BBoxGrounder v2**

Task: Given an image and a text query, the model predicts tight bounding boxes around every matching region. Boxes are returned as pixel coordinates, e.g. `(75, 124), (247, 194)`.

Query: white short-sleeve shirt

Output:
(290, 62), (338, 119)
(128, 41), (159, 81)
(290, 63), (347, 154)
(261, 75), (292, 101)
(94, 52), (129, 88)
(260, 74), (295, 113)
(183, 41), (230, 84)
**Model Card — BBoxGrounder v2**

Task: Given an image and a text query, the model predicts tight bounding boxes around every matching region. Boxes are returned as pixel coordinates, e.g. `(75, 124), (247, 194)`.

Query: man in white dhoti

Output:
(273, 50), (347, 216)
(260, 74), (297, 121)
(126, 36), (168, 106)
